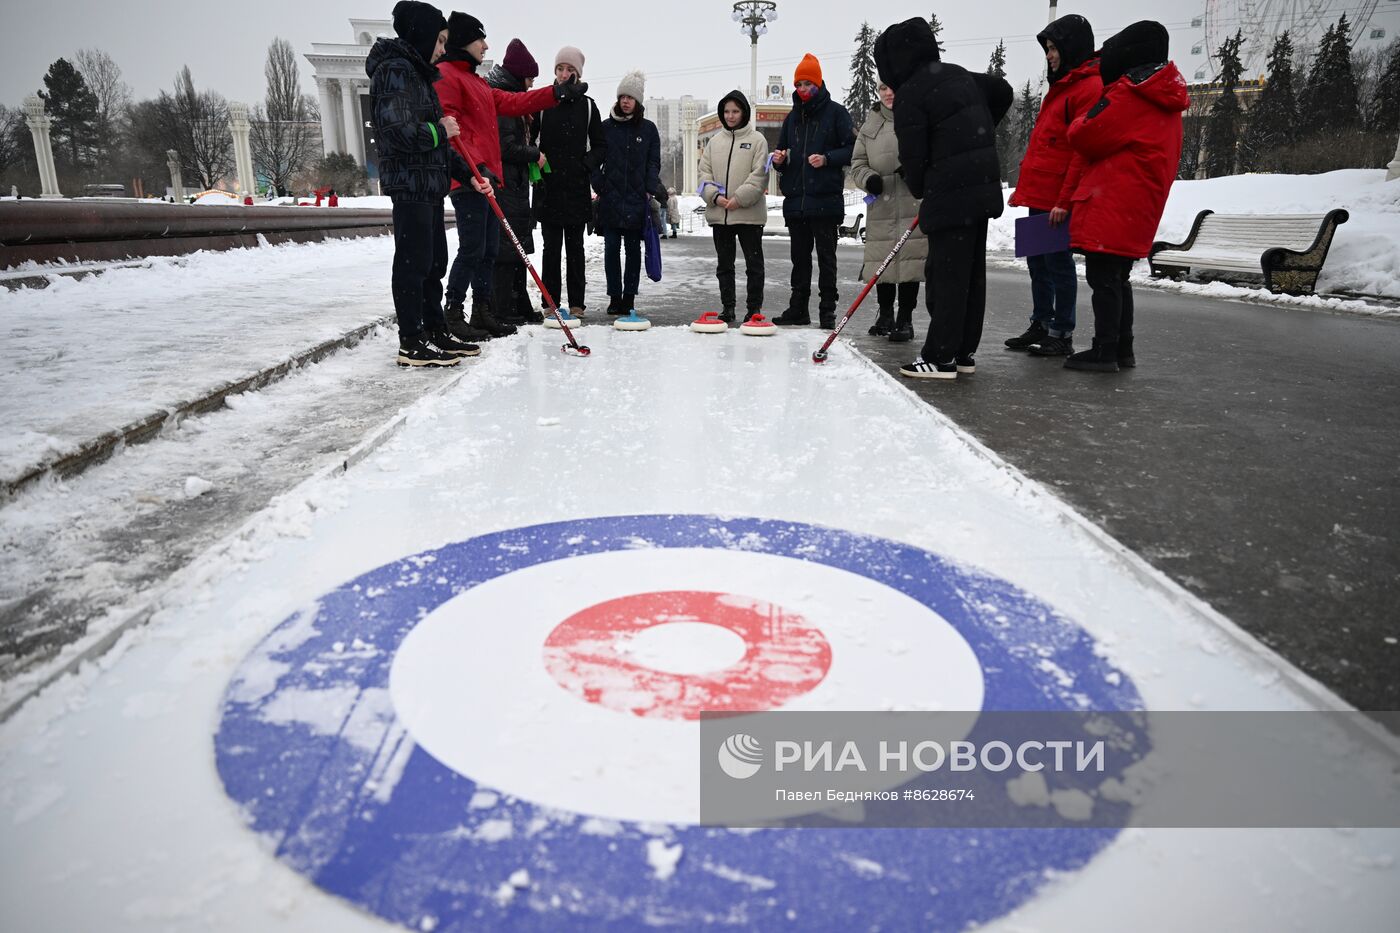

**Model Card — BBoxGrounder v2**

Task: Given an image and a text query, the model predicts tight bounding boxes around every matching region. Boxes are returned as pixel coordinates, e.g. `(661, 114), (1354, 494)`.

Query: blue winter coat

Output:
(592, 104), (662, 231)
(774, 83), (856, 222)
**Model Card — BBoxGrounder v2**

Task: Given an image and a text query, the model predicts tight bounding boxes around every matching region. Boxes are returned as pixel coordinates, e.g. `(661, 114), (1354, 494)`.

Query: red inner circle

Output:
(543, 590), (832, 720)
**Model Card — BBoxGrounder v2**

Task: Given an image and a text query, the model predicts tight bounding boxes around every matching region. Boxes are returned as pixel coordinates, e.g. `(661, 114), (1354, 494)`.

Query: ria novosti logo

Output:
(718, 733), (764, 779)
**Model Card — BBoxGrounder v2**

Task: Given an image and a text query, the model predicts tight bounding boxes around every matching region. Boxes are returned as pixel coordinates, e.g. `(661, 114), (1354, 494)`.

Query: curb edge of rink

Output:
(0, 347), (473, 724)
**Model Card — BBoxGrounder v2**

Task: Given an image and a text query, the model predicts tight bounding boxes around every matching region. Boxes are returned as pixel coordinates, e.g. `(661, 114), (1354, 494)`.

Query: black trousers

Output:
(921, 220), (989, 363)
(541, 222), (587, 310)
(492, 257), (532, 319)
(391, 198), (448, 341)
(787, 218), (840, 315)
(713, 224), (765, 312)
(1083, 252), (1135, 345)
(876, 281), (920, 315)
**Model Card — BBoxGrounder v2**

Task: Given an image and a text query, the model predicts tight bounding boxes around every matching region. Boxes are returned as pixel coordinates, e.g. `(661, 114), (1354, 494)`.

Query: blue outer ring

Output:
(216, 514), (1144, 931)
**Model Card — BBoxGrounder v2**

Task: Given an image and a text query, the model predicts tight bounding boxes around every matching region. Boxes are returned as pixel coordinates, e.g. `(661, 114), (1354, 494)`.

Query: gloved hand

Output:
(865, 174), (884, 196)
(554, 77), (590, 102)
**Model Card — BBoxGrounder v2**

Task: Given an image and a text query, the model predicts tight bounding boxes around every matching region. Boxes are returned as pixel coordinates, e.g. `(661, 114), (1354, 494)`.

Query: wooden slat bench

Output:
(1149, 209), (1349, 295)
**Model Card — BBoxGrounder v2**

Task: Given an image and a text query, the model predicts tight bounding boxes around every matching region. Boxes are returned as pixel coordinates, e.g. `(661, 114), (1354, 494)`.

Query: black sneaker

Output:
(719, 308), (736, 324)
(398, 337), (463, 367)
(1005, 322), (1048, 351)
(427, 330), (481, 357)
(1028, 335), (1073, 357)
(1064, 340), (1119, 373)
(772, 309), (812, 326)
(955, 355), (976, 374)
(899, 357), (957, 380)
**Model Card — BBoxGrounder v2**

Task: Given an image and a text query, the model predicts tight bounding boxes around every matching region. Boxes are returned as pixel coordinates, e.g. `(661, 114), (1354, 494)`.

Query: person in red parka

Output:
(1005, 14), (1100, 358)
(435, 12), (588, 340)
(1065, 20), (1188, 373)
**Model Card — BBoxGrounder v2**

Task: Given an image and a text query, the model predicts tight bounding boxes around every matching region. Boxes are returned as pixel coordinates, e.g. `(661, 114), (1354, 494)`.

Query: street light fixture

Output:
(733, 1), (778, 105)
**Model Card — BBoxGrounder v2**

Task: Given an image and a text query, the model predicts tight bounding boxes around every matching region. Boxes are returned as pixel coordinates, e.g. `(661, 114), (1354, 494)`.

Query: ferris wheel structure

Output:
(1202, 0), (1382, 78)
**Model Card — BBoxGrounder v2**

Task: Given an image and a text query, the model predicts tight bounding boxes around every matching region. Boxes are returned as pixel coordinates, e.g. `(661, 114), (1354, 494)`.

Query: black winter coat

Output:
(365, 37), (472, 202)
(485, 65), (540, 254)
(592, 105), (662, 232)
(533, 94), (605, 227)
(875, 18), (1014, 231)
(774, 83), (856, 222)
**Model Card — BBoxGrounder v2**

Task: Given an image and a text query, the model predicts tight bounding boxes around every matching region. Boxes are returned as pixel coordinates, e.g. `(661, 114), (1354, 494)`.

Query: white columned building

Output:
(306, 19), (388, 170)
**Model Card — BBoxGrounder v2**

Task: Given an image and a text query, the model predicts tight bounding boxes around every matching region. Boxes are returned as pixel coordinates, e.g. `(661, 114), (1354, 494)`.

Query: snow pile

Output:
(992, 169), (1400, 298)
(193, 193), (240, 206)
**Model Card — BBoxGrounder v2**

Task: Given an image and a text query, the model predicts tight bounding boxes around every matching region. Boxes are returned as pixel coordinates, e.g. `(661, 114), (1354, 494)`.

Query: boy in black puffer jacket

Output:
(366, 0), (484, 367)
(875, 18), (1013, 381)
(771, 54), (856, 330)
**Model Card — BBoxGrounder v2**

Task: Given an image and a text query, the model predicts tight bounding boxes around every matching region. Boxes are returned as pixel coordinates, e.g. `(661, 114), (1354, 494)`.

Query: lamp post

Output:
(732, 1), (778, 105)
(1048, 1), (1058, 25)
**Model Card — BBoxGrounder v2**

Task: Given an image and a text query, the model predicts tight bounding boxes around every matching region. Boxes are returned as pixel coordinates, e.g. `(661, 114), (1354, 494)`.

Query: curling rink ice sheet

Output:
(2, 327), (1398, 932)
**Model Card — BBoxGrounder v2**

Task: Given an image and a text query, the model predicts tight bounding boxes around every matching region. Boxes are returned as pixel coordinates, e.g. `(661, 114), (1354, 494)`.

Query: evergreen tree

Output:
(1241, 31), (1298, 172)
(1367, 37), (1400, 133)
(38, 58), (99, 171)
(1303, 15), (1363, 133)
(929, 14), (945, 53)
(846, 22), (880, 129)
(987, 40), (1014, 180)
(1009, 80), (1041, 186)
(1203, 31), (1244, 177)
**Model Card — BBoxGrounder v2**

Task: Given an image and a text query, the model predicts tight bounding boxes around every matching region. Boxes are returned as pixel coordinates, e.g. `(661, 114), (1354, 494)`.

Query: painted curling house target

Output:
(215, 515), (1145, 932)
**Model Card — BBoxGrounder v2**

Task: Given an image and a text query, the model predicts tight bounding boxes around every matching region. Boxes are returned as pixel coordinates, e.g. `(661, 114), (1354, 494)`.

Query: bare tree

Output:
(0, 104), (24, 171)
(74, 48), (131, 164)
(250, 37), (319, 194)
(157, 66), (234, 190)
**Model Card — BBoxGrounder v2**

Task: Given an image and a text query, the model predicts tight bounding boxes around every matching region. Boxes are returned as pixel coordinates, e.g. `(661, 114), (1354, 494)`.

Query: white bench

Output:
(1149, 209), (1349, 296)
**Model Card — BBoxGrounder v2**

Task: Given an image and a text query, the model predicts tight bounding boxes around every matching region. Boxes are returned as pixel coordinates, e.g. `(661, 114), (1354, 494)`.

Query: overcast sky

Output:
(3, 1), (1397, 111)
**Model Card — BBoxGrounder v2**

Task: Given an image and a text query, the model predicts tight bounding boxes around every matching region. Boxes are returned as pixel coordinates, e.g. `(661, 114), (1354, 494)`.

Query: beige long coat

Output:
(847, 103), (928, 282)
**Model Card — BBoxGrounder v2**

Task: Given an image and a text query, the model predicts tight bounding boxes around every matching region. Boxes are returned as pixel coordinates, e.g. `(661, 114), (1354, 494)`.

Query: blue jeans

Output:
(603, 226), (642, 300)
(446, 188), (500, 306)
(1026, 208), (1077, 336)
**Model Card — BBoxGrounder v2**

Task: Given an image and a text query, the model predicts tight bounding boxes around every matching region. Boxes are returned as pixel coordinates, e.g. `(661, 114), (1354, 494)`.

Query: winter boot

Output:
(606, 295), (624, 316)
(445, 299), (491, 342)
(719, 307), (737, 324)
(471, 297), (517, 338)
(1117, 336), (1136, 368)
(771, 305), (812, 326)
(397, 335), (462, 368)
(1064, 338), (1120, 373)
(1029, 334), (1074, 357)
(869, 304), (894, 336)
(819, 312), (837, 331)
(742, 309), (761, 323)
(1005, 321), (1048, 351)
(888, 305), (914, 343)
(426, 329), (482, 357)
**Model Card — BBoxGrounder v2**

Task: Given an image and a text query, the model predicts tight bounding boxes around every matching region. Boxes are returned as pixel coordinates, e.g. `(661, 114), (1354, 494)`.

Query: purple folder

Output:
(1014, 212), (1071, 258)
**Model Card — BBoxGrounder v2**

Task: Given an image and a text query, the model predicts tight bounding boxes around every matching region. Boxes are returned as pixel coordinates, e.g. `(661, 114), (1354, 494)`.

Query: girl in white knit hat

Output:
(591, 70), (663, 316)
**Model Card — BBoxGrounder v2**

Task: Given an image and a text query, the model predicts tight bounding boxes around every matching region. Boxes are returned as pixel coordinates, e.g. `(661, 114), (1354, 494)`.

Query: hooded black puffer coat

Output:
(485, 64), (540, 253)
(874, 18), (1013, 231)
(774, 82), (855, 222)
(365, 37), (473, 202)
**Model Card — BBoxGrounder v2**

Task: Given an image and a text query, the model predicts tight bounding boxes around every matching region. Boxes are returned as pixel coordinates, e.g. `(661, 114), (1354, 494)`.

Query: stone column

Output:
(1386, 118), (1400, 182)
(316, 78), (340, 156)
(23, 95), (62, 198)
(339, 78), (364, 165)
(681, 101), (698, 196)
(229, 102), (256, 198)
(166, 149), (184, 200)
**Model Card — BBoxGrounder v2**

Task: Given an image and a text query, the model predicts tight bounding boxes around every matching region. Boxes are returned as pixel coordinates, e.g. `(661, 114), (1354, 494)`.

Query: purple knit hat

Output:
(502, 38), (539, 79)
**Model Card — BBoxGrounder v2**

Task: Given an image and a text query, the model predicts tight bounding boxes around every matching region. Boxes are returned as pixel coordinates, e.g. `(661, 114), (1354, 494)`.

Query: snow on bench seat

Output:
(1149, 209), (1349, 295)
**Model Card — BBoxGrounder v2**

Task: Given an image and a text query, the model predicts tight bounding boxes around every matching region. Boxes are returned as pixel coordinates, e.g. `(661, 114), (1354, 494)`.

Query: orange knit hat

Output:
(794, 53), (823, 86)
